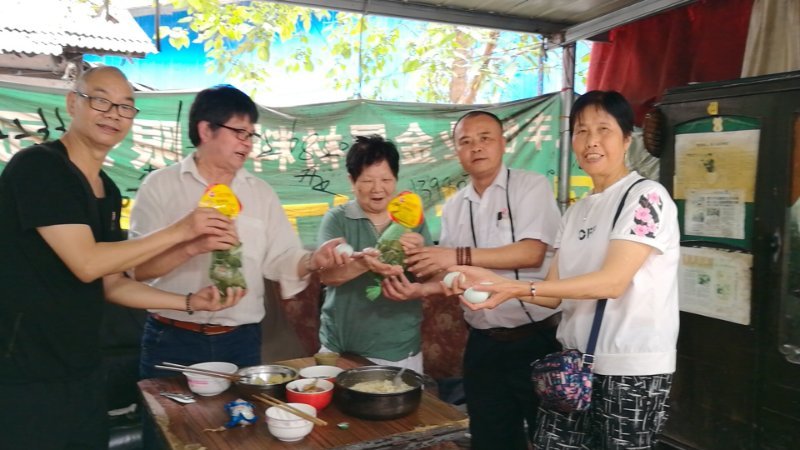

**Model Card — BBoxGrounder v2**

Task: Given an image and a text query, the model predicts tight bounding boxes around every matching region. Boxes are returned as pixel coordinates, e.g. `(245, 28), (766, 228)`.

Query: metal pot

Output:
(333, 365), (423, 420)
(234, 364), (298, 398)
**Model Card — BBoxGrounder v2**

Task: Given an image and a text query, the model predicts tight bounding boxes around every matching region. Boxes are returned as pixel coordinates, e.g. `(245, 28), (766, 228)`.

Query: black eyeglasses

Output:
(214, 123), (261, 142)
(73, 91), (139, 119)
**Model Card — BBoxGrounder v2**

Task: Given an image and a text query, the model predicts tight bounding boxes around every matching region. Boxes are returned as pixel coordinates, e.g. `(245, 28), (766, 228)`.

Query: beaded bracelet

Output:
(529, 282), (536, 299)
(185, 292), (194, 315)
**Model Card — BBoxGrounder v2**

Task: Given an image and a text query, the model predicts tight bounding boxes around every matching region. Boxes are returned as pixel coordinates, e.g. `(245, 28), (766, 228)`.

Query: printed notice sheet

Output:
(679, 246), (752, 325)
(675, 129), (758, 240)
(684, 189), (746, 239)
(674, 129), (759, 201)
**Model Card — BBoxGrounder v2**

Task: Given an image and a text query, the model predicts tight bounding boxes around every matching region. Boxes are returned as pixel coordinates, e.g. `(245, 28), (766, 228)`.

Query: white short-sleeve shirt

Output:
(129, 155), (309, 326)
(555, 171), (680, 376)
(440, 166), (562, 329)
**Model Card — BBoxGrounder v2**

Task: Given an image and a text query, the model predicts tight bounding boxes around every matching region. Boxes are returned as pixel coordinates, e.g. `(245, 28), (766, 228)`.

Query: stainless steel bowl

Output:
(333, 365), (423, 420)
(235, 364), (298, 398)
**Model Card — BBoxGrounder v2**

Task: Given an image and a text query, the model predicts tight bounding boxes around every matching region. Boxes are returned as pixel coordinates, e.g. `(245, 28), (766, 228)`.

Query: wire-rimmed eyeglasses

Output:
(73, 91), (140, 119)
(214, 123), (261, 142)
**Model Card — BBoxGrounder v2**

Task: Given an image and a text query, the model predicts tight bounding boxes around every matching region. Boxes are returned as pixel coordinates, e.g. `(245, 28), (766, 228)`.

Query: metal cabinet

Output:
(657, 71), (800, 450)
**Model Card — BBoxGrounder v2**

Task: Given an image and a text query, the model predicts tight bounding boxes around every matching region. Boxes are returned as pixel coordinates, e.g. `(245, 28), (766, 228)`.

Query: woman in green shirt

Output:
(317, 135), (432, 373)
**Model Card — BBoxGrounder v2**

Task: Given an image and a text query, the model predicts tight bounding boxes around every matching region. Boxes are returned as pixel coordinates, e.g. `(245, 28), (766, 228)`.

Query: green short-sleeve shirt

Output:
(317, 201), (433, 362)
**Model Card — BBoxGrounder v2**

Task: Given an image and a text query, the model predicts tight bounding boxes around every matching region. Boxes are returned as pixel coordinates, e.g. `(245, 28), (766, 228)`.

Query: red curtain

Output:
(586, 0), (754, 125)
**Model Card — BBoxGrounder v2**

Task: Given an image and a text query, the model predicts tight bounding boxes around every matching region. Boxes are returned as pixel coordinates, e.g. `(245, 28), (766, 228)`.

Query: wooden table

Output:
(138, 354), (468, 449)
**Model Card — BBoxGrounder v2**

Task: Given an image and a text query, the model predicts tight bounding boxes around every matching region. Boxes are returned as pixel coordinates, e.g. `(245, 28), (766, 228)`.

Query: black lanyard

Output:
(467, 169), (535, 324)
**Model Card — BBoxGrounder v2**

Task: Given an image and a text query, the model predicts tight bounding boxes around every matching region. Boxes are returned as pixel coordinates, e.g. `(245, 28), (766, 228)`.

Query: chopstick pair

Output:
(154, 362), (242, 381)
(252, 393), (328, 426)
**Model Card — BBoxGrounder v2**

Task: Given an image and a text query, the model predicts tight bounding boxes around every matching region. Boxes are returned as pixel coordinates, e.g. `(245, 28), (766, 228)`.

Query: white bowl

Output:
(265, 403), (316, 442)
(299, 365), (344, 382)
(183, 361), (238, 397)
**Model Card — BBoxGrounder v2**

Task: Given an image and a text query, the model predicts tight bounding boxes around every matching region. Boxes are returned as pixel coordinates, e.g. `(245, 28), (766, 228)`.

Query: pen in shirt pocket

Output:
(496, 209), (508, 225)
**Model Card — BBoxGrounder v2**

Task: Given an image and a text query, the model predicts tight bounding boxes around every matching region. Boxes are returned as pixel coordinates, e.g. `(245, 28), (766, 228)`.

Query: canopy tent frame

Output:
(257, 0), (696, 207)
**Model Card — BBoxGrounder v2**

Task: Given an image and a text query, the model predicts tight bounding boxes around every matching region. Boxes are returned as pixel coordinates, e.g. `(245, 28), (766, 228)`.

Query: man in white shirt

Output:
(382, 111), (562, 450)
(129, 85), (341, 380)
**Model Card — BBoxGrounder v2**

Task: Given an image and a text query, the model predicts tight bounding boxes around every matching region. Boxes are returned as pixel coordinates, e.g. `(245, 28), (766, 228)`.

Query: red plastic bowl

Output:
(285, 379), (334, 410)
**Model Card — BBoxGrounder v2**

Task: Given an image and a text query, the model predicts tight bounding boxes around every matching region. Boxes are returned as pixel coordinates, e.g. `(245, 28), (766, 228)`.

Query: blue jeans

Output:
(139, 315), (262, 379)
(140, 315), (262, 449)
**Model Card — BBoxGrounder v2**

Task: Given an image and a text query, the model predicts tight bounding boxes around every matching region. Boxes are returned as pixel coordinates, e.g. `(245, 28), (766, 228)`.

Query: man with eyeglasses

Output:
(129, 85), (344, 390)
(73, 90), (141, 119)
(0, 67), (247, 450)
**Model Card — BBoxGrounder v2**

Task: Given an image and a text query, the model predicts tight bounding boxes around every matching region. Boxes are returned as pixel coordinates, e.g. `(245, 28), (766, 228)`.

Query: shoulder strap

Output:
(505, 169), (537, 324)
(611, 178), (648, 229)
(585, 177), (647, 360)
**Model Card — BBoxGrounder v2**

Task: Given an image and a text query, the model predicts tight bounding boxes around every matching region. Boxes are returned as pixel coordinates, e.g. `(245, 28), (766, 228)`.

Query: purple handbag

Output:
(530, 311), (602, 413)
(530, 178), (646, 413)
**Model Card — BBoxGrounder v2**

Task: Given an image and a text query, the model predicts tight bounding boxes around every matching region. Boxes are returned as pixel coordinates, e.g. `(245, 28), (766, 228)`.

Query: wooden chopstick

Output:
(153, 364), (240, 381)
(161, 362), (241, 377)
(161, 362), (243, 380)
(252, 393), (328, 426)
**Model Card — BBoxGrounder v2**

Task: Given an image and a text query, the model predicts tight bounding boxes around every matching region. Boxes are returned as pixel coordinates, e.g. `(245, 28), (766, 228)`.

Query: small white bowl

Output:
(265, 403), (317, 442)
(183, 361), (238, 397)
(299, 365), (344, 382)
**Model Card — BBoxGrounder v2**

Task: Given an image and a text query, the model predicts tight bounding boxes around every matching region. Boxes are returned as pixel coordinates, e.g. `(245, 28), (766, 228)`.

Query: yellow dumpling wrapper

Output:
(198, 184), (242, 218)
(387, 191), (424, 228)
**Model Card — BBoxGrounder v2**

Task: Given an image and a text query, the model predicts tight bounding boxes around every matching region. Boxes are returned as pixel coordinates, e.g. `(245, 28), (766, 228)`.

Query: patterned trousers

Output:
(533, 373), (673, 450)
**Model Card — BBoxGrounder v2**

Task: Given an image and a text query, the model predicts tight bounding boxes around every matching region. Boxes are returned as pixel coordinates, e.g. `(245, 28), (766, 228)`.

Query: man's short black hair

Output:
(452, 110), (504, 139)
(345, 135), (400, 180)
(188, 84), (258, 146)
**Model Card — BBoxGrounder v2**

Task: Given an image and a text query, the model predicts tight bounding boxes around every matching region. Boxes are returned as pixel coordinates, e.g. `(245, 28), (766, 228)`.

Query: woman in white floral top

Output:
(453, 90), (680, 449)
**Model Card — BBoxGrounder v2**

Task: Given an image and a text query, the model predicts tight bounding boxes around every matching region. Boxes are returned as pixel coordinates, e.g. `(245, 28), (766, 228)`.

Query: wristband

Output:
(529, 282), (536, 298)
(185, 292), (194, 315)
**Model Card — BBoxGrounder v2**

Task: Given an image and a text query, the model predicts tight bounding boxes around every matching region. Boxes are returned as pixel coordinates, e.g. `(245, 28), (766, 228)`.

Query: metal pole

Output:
(154, 0), (161, 52)
(537, 41), (545, 96)
(558, 42), (576, 213)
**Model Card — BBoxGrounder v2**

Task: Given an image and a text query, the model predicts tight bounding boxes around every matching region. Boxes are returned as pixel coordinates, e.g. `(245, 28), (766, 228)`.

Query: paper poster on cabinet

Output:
(684, 189), (746, 239)
(674, 129), (759, 202)
(678, 246), (752, 325)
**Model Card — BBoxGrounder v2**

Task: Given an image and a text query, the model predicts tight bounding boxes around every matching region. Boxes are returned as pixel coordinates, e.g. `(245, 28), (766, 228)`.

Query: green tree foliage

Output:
(160, 0), (550, 104)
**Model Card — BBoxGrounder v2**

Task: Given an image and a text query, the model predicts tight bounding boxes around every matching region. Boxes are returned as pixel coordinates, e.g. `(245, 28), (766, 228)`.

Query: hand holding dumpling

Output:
(447, 265), (523, 310)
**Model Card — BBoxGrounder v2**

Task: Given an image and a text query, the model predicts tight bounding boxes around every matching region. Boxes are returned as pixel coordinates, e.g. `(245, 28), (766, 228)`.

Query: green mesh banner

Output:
(0, 82), (565, 244)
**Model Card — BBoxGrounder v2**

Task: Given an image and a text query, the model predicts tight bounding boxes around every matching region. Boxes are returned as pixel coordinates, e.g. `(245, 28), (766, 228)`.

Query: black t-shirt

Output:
(0, 140), (123, 383)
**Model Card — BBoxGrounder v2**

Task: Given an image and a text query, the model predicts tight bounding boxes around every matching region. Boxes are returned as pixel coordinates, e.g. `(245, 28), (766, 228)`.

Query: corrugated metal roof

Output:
(0, 0), (157, 57)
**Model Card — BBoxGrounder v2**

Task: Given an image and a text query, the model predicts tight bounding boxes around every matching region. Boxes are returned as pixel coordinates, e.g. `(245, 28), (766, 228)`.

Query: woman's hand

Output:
(448, 265), (525, 311)
(190, 286), (246, 311)
(382, 273), (427, 301)
(361, 248), (404, 277)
